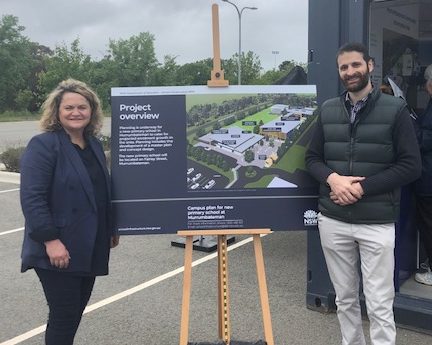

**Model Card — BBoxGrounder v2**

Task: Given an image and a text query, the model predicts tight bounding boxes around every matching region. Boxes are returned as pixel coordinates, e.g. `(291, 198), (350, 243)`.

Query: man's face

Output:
(337, 51), (374, 93)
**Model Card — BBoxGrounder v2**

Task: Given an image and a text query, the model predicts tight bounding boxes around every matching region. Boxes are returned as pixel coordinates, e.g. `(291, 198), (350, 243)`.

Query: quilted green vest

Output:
(318, 89), (405, 223)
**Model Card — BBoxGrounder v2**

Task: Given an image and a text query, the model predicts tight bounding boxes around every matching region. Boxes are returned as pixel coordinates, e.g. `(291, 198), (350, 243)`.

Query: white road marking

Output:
(0, 227), (24, 236)
(0, 326), (47, 345)
(0, 188), (20, 194)
(0, 234), (264, 344)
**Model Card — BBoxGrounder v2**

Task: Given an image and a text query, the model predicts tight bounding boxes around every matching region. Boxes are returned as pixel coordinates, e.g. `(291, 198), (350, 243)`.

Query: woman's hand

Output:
(44, 239), (71, 269)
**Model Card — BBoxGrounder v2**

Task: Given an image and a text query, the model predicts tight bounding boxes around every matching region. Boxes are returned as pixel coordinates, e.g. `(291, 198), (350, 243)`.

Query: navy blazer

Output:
(20, 129), (114, 273)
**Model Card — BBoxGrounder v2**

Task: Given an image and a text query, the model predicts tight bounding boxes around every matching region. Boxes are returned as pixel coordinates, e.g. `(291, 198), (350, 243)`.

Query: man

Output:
(305, 42), (421, 345)
(414, 64), (432, 285)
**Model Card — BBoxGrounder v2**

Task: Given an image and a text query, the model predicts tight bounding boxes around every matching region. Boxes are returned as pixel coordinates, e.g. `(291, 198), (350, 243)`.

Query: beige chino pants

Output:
(318, 213), (396, 345)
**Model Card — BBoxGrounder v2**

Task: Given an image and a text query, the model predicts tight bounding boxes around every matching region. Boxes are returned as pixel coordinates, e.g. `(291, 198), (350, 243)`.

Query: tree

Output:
(240, 51), (262, 84)
(152, 55), (179, 86)
(175, 59), (212, 85)
(195, 127), (206, 138)
(0, 15), (37, 112)
(255, 69), (284, 85)
(27, 44), (53, 111)
(223, 51), (262, 85)
(277, 146), (285, 158)
(213, 121), (221, 131)
(223, 116), (236, 126)
(254, 59), (304, 85)
(38, 38), (93, 99)
(107, 32), (159, 87)
(15, 89), (33, 111)
(236, 111), (246, 121)
(245, 166), (256, 177)
(85, 58), (117, 109)
(0, 14), (308, 115)
(244, 150), (254, 163)
(208, 153), (216, 166)
(221, 160), (230, 172)
(278, 60), (296, 72)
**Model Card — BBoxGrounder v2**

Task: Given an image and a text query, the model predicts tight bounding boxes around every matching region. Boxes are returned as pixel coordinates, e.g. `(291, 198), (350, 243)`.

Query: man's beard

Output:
(342, 70), (370, 92)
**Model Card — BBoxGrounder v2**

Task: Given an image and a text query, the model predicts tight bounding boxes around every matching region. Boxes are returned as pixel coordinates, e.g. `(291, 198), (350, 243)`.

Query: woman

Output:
(20, 79), (119, 344)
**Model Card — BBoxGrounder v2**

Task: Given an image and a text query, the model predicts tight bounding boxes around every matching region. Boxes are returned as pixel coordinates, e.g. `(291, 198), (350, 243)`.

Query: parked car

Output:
(187, 167), (194, 175)
(203, 179), (215, 189)
(192, 173), (202, 182)
(190, 183), (199, 190)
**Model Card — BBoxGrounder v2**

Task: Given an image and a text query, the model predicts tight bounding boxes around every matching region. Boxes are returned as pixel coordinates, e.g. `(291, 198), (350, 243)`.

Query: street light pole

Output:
(272, 50), (280, 70)
(222, 0), (257, 85)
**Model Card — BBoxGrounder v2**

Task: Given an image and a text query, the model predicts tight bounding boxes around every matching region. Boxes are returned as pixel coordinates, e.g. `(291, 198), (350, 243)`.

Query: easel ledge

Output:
(178, 228), (272, 236)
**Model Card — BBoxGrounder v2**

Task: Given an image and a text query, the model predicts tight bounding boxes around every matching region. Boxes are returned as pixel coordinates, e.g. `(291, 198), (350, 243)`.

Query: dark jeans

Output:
(416, 196), (432, 269)
(35, 268), (96, 345)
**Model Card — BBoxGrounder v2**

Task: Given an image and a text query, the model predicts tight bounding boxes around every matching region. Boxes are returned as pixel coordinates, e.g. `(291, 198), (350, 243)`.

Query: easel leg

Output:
(218, 235), (230, 343)
(179, 236), (193, 345)
(253, 234), (274, 345)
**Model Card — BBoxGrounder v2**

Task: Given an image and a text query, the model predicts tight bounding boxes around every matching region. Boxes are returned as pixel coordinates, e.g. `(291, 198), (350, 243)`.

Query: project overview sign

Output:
(110, 85), (319, 235)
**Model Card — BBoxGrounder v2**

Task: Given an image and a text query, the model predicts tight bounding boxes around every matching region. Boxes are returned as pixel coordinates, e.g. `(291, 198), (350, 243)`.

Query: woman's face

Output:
(58, 92), (92, 136)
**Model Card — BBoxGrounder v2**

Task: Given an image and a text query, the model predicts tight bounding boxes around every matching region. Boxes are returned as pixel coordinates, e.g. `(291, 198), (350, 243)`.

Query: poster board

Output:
(110, 85), (319, 234)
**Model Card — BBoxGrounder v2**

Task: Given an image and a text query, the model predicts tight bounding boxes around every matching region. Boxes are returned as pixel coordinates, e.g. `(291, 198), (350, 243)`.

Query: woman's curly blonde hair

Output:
(39, 79), (103, 136)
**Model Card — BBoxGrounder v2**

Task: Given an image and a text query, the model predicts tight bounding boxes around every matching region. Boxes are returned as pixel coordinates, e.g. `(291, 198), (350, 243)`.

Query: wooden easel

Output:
(207, 3), (229, 87)
(178, 6), (273, 344)
(178, 229), (274, 345)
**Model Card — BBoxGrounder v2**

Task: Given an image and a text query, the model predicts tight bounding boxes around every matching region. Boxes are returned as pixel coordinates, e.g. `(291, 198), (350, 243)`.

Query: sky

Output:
(2, 0), (309, 72)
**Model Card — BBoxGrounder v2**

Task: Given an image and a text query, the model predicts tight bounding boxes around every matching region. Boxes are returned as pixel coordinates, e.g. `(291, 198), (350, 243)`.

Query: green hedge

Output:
(0, 146), (25, 172)
(0, 135), (112, 173)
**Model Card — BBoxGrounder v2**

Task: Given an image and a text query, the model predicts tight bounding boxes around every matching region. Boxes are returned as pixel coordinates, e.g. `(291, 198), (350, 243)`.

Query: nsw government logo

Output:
(303, 210), (318, 226)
